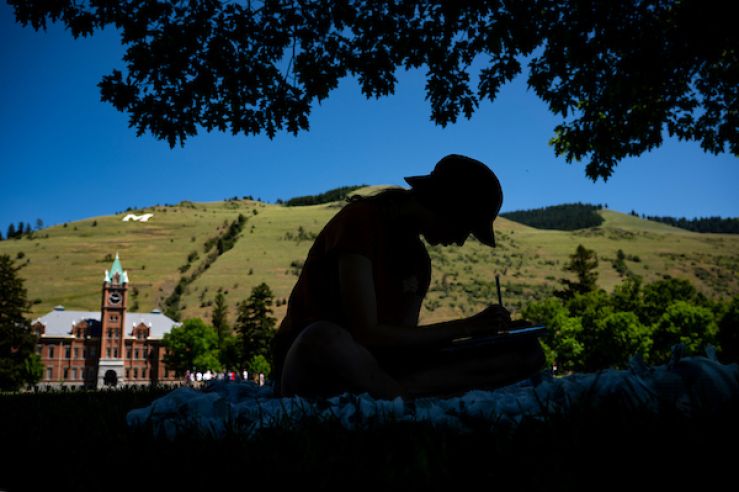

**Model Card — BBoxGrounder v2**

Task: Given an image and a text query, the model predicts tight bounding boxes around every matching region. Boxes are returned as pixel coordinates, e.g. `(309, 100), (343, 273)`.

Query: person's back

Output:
(272, 192), (432, 394)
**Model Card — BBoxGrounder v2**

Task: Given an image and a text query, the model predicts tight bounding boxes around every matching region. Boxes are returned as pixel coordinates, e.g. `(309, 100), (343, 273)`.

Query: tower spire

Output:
(108, 253), (128, 285)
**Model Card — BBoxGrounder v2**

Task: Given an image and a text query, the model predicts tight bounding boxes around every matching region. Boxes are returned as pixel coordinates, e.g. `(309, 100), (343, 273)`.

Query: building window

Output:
(106, 348), (111, 358)
(63, 368), (69, 379)
(134, 368), (138, 379)
(72, 368), (77, 380)
(74, 347), (79, 359)
(113, 348), (119, 358)
(64, 346), (70, 359)
(135, 349), (139, 360)
(126, 368), (130, 378)
(127, 349), (132, 359)
(46, 367), (52, 380)
(107, 329), (112, 338)
(142, 368), (147, 379)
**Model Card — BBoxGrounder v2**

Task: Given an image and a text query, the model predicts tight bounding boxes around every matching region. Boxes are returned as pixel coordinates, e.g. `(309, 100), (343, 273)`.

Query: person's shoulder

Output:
(334, 199), (384, 224)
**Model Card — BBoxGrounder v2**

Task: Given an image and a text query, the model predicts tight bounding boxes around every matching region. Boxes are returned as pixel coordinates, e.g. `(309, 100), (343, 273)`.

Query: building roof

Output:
(32, 308), (180, 340)
(105, 252), (128, 284)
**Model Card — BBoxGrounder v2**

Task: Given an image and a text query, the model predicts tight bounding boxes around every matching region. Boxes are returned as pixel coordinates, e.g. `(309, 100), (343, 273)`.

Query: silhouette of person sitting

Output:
(271, 154), (545, 399)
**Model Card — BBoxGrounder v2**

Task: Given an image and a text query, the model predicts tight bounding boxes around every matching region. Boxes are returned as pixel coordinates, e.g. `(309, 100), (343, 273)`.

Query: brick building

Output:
(31, 254), (181, 388)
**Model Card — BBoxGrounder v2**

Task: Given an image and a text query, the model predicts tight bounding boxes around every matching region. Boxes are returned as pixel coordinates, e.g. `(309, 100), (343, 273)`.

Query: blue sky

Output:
(1, 4), (736, 237)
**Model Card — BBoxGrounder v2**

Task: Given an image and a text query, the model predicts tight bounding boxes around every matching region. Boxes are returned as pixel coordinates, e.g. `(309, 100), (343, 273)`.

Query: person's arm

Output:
(338, 253), (508, 350)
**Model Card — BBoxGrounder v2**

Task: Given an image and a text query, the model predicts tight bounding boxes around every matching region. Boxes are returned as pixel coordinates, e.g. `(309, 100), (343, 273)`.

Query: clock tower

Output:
(98, 253), (129, 388)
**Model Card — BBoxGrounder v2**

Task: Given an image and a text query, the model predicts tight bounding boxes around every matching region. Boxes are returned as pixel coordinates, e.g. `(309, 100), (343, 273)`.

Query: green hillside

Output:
(2, 191), (737, 326)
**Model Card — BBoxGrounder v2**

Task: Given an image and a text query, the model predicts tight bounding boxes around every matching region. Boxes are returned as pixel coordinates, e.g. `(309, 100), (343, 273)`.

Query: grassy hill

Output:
(2, 189), (737, 326)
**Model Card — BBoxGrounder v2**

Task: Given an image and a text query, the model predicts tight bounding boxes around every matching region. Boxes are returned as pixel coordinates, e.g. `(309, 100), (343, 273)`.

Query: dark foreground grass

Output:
(1, 386), (736, 491)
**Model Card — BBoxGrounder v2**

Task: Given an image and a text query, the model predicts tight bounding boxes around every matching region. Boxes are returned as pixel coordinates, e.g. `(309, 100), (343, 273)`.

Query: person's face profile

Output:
(422, 207), (472, 247)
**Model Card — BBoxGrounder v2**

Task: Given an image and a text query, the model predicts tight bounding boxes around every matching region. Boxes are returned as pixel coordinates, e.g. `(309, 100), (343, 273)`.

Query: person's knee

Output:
(295, 320), (350, 350)
(281, 321), (349, 395)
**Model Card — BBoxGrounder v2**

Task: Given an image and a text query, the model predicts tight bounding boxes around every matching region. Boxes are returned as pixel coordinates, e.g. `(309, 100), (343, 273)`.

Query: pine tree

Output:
(557, 244), (599, 299)
(16, 222), (24, 237)
(234, 283), (276, 370)
(211, 291), (229, 346)
(7, 223), (16, 239)
(0, 255), (43, 390)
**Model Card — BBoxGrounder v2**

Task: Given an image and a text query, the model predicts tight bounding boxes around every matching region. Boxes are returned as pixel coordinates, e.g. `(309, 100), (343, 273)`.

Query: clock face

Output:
(109, 292), (122, 304)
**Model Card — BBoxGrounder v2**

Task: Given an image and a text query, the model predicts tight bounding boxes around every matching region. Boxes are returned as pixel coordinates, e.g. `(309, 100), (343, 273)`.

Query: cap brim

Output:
(472, 221), (496, 247)
(403, 175), (432, 188)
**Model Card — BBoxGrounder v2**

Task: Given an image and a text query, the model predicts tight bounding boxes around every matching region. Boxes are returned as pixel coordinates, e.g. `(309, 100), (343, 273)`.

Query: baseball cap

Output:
(404, 154), (503, 247)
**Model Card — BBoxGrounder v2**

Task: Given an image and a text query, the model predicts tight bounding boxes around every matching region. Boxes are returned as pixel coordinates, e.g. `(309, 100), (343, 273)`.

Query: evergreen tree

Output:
(211, 291), (230, 365)
(7, 223), (16, 239)
(557, 244), (599, 299)
(235, 283), (276, 370)
(612, 249), (628, 277)
(0, 231), (3, 241)
(219, 334), (241, 372)
(212, 291), (229, 338)
(500, 203), (604, 230)
(0, 255), (43, 390)
(25, 222), (32, 237)
(16, 222), (24, 237)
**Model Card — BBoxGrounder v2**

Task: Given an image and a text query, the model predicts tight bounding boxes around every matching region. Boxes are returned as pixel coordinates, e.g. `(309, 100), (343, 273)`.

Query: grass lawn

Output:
(1, 385), (736, 491)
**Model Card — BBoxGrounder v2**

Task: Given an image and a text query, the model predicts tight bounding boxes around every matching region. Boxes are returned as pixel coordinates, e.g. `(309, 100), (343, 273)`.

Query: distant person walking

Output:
(272, 154), (544, 399)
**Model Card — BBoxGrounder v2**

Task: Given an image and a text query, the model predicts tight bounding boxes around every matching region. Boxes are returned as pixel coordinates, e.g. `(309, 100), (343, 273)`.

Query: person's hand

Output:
(465, 304), (512, 336)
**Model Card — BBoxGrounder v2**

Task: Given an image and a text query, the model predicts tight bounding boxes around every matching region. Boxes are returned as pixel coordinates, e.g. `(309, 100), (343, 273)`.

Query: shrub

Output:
(651, 301), (718, 364)
(589, 311), (651, 370)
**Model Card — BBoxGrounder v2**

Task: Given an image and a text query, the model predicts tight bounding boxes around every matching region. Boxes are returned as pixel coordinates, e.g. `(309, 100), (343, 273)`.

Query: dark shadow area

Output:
(0, 385), (736, 490)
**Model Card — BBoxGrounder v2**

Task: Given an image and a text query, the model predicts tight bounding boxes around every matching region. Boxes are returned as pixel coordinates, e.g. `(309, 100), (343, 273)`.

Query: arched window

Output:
(104, 370), (117, 386)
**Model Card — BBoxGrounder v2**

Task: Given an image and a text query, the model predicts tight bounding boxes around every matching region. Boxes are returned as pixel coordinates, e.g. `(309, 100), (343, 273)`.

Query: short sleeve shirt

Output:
(272, 198), (432, 385)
